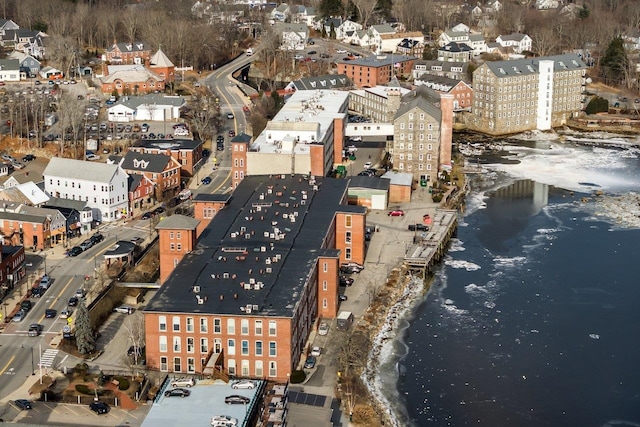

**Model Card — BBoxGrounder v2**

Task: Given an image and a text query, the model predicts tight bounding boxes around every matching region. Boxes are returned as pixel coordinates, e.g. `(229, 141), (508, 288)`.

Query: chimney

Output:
(438, 93), (454, 168)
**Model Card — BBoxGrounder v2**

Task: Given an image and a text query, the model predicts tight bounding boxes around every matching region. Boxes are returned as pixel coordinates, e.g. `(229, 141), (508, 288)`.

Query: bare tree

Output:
(188, 87), (221, 144)
(351, 0), (378, 27)
(530, 26), (559, 56)
(122, 314), (146, 373)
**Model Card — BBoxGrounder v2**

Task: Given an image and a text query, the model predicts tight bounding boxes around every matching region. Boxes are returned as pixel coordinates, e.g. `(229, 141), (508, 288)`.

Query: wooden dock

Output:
(403, 209), (458, 276)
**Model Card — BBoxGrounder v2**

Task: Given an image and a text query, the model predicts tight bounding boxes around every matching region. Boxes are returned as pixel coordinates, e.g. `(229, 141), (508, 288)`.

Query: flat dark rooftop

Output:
(131, 139), (202, 151)
(146, 175), (364, 317)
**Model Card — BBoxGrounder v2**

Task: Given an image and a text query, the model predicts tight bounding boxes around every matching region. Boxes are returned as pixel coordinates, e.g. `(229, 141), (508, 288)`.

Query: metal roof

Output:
(131, 139), (202, 151)
(43, 158), (123, 184)
(155, 214), (200, 230)
(145, 174), (363, 317)
(484, 53), (586, 77)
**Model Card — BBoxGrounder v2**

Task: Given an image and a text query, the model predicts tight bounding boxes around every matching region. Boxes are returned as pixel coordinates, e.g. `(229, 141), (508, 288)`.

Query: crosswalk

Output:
(39, 349), (59, 368)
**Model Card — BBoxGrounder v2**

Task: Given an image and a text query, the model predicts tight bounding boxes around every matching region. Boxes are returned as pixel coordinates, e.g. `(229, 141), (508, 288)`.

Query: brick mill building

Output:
(144, 174), (366, 381)
(336, 54), (416, 88)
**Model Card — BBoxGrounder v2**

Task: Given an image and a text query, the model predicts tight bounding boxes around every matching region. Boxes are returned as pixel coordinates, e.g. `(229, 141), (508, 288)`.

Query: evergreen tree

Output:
(600, 36), (629, 84)
(319, 0), (344, 18)
(75, 299), (96, 355)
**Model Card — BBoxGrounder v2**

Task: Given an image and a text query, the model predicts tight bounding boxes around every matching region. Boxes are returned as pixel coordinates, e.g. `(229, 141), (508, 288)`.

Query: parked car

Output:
(45, 309), (57, 318)
(225, 395), (250, 405)
(14, 399), (32, 410)
(318, 322), (329, 336)
(294, 54), (304, 60)
(75, 288), (86, 298)
(304, 355), (317, 369)
(131, 237), (143, 245)
(307, 50), (317, 55)
(31, 287), (45, 298)
(68, 296), (78, 307)
(90, 233), (104, 244)
(67, 246), (83, 257)
(336, 49), (347, 53)
(388, 209), (405, 217)
(340, 265), (361, 274)
(22, 154), (36, 162)
(39, 275), (52, 289)
(20, 300), (32, 312)
(228, 130), (235, 137)
(28, 323), (43, 337)
(340, 262), (364, 273)
(350, 136), (363, 142)
(79, 239), (94, 251)
(89, 401), (109, 415)
(339, 294), (348, 302)
(114, 305), (133, 315)
(59, 309), (72, 319)
(86, 154), (100, 161)
(231, 380), (255, 390)
(408, 224), (430, 232)
(170, 377), (196, 388)
(165, 388), (191, 398)
(227, 113), (234, 119)
(141, 212), (153, 220)
(310, 346), (322, 357)
(127, 345), (144, 357)
(363, 161), (372, 169)
(211, 415), (238, 426)
(339, 276), (354, 286)
(201, 176), (212, 185)
(13, 310), (26, 322)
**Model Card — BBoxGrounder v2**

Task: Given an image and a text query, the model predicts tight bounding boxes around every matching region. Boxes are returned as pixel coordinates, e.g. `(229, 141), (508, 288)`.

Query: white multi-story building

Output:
(43, 158), (129, 223)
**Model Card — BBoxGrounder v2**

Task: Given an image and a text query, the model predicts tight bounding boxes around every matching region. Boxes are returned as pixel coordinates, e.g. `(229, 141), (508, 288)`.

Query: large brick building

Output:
(144, 175), (366, 381)
(468, 53), (587, 135)
(336, 54), (416, 88)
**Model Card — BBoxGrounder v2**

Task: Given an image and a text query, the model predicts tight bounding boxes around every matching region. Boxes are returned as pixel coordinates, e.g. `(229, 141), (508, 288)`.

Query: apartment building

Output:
(468, 53), (587, 135)
(390, 86), (453, 185)
(143, 174), (367, 381)
(43, 158), (129, 223)
(336, 55), (416, 89)
(119, 151), (181, 201)
(348, 78), (411, 122)
(130, 139), (204, 179)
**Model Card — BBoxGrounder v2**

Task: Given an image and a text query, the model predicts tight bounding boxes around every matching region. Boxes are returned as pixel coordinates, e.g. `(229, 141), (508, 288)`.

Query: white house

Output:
(43, 158), (129, 223)
(450, 23), (470, 33)
(107, 94), (186, 122)
(0, 59), (20, 82)
(336, 20), (363, 41)
(271, 3), (290, 22)
(293, 5), (316, 26)
(277, 23), (308, 51)
(496, 33), (533, 54)
(367, 24), (396, 50)
(536, 0), (559, 10)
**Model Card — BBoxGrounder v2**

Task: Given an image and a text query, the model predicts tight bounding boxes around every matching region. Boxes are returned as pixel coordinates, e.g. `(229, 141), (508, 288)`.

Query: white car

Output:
(211, 415), (238, 426)
(310, 346), (322, 357)
(114, 305), (134, 315)
(349, 136), (362, 142)
(364, 161), (372, 169)
(231, 380), (255, 390)
(86, 154), (100, 161)
(336, 49), (347, 54)
(294, 54), (304, 60)
(59, 309), (72, 319)
(318, 322), (329, 336)
(170, 377), (196, 388)
(174, 129), (189, 136)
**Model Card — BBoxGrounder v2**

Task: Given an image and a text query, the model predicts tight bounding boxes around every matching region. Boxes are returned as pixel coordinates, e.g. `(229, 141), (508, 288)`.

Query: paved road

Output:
(0, 220), (150, 401)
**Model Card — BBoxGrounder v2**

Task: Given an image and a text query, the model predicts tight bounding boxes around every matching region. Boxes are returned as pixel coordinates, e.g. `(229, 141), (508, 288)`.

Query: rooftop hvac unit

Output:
(313, 185), (318, 191)
(193, 286), (201, 293)
(301, 200), (306, 205)
(290, 216), (295, 223)
(264, 231), (270, 237)
(240, 226), (246, 233)
(281, 174), (286, 179)
(231, 232), (238, 238)
(249, 278), (255, 284)
(253, 304), (259, 311)
(223, 272), (229, 279)
(283, 213), (288, 219)
(265, 258), (271, 265)
(245, 305), (252, 313)
(256, 206), (262, 211)
(196, 296), (204, 305)
(244, 283), (252, 290)
(245, 233), (251, 239)
(293, 211), (299, 217)
(261, 246), (267, 252)
(266, 267), (272, 273)
(259, 193), (265, 199)
(267, 188), (272, 194)
(254, 283), (260, 290)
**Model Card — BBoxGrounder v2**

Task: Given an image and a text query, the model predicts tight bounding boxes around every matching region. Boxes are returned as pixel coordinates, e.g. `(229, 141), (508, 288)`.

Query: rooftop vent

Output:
(196, 295), (204, 304)
(193, 285), (200, 293)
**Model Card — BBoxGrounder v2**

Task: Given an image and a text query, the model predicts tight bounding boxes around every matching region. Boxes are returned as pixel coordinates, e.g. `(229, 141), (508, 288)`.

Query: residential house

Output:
(271, 3), (290, 22)
(0, 19), (19, 36)
(468, 54), (587, 135)
(624, 30), (640, 52)
(2, 29), (46, 59)
(450, 23), (471, 33)
(0, 182), (49, 206)
(143, 174), (367, 381)
(336, 20), (363, 42)
(43, 158), (129, 223)
(276, 23), (308, 51)
(438, 42), (473, 62)
(336, 55), (416, 88)
(367, 24), (396, 51)
(128, 174), (155, 216)
(18, 205), (67, 246)
(536, 0), (560, 10)
(284, 74), (351, 92)
(100, 65), (165, 95)
(414, 76), (473, 111)
(129, 138), (204, 179)
(412, 60), (470, 81)
(496, 33), (533, 54)
(106, 41), (152, 65)
(0, 163), (9, 177)
(397, 38), (425, 57)
(317, 18), (342, 38)
(378, 31), (424, 54)
(0, 59), (20, 82)
(44, 197), (92, 236)
(438, 31), (486, 55)
(119, 151), (181, 201)
(390, 85), (454, 185)
(7, 51), (40, 77)
(107, 94), (186, 122)
(486, 0), (502, 13)
(293, 5), (316, 26)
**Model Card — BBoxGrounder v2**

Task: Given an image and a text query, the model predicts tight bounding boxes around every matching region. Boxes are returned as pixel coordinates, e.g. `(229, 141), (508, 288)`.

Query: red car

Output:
(229, 130), (236, 137)
(388, 209), (405, 217)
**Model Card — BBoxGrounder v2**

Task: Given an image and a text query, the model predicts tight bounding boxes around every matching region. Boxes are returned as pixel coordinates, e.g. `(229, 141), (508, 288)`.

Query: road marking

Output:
(38, 276), (75, 324)
(38, 349), (59, 368)
(0, 355), (16, 375)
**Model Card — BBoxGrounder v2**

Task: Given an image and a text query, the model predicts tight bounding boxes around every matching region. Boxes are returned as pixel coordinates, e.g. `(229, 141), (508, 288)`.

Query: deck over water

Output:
(403, 209), (458, 273)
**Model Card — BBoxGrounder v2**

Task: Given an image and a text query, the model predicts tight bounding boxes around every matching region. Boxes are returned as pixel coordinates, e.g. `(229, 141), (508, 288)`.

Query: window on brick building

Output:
(173, 357), (181, 372)
(160, 357), (168, 371)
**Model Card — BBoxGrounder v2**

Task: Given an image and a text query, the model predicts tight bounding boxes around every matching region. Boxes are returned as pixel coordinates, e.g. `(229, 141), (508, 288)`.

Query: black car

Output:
(68, 296), (78, 307)
(22, 154), (36, 162)
(408, 224), (430, 232)
(45, 308), (57, 318)
(225, 394), (250, 404)
(31, 287), (45, 298)
(217, 142), (224, 151)
(89, 401), (109, 414)
(154, 206), (165, 214)
(340, 265), (362, 275)
(67, 246), (83, 257)
(14, 399), (32, 410)
(339, 275), (354, 286)
(203, 149), (210, 157)
(141, 212), (153, 220)
(217, 135), (224, 143)
(164, 388), (191, 398)
(90, 233), (104, 244)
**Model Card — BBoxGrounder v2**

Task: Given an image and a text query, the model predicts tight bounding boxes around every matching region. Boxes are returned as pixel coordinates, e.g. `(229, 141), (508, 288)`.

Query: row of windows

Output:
(55, 193), (125, 205)
(399, 122), (433, 131)
(397, 133), (433, 141)
(395, 143), (434, 151)
(159, 336), (277, 357)
(396, 162), (432, 171)
(158, 356), (277, 377)
(159, 316), (277, 335)
(48, 180), (122, 191)
(397, 153), (433, 161)
(169, 232), (182, 239)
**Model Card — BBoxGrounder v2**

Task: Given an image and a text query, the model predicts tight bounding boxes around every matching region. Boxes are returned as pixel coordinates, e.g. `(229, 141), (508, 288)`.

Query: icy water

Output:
(386, 135), (640, 427)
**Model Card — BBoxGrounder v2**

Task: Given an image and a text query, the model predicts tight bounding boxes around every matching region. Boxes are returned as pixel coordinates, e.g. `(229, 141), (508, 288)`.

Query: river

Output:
(379, 131), (640, 427)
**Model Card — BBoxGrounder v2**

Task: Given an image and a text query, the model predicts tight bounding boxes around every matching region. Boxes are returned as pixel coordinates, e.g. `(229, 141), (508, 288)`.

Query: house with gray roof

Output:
(468, 54), (587, 135)
(496, 33), (532, 54)
(412, 60), (470, 81)
(7, 50), (40, 76)
(43, 158), (129, 223)
(438, 42), (473, 63)
(119, 151), (182, 201)
(285, 74), (351, 91)
(276, 23), (308, 50)
(0, 59), (20, 82)
(107, 94), (186, 122)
